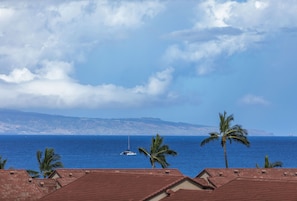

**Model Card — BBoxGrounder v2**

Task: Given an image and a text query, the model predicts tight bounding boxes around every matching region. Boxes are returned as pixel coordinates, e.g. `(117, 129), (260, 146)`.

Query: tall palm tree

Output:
(256, 155), (283, 168)
(0, 156), (7, 169)
(200, 111), (250, 168)
(138, 134), (177, 168)
(37, 148), (63, 178)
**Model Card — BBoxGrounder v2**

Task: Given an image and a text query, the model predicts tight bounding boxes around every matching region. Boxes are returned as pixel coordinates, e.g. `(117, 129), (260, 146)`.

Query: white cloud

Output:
(0, 67), (174, 109)
(254, 1), (268, 9)
(0, 0), (164, 71)
(134, 68), (173, 96)
(239, 94), (270, 106)
(0, 7), (14, 24)
(36, 60), (73, 81)
(164, 0), (297, 75)
(0, 61), (73, 83)
(0, 68), (35, 83)
(194, 0), (235, 28)
(0, 0), (168, 109)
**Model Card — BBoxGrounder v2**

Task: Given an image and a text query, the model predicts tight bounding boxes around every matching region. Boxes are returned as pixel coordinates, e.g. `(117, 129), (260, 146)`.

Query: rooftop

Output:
(196, 168), (297, 187)
(41, 170), (205, 201)
(0, 170), (55, 201)
(2, 168), (297, 200)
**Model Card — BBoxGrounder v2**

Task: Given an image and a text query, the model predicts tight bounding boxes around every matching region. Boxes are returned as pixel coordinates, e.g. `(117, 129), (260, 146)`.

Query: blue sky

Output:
(0, 0), (296, 135)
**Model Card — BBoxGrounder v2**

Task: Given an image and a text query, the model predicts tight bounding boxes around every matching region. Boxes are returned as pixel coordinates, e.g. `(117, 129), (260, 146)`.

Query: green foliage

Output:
(0, 156), (7, 169)
(26, 169), (40, 178)
(138, 134), (177, 168)
(201, 111), (250, 168)
(256, 155), (283, 168)
(37, 148), (63, 178)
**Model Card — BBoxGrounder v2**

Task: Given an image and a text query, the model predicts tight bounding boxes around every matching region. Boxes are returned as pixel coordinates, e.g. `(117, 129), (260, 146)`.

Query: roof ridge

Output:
(39, 172), (91, 200)
(141, 176), (187, 201)
(234, 177), (297, 182)
(141, 176), (213, 201)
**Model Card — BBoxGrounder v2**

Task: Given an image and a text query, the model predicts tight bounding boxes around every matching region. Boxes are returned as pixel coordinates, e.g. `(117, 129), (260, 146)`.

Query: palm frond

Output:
(151, 155), (167, 168)
(139, 134), (177, 168)
(228, 134), (250, 147)
(200, 133), (219, 146)
(138, 147), (150, 157)
(201, 111), (250, 168)
(36, 148), (63, 178)
(27, 169), (40, 178)
(36, 151), (42, 165)
(0, 156), (7, 169)
(264, 155), (283, 168)
(270, 161), (283, 168)
(156, 148), (177, 156)
(219, 111), (234, 133)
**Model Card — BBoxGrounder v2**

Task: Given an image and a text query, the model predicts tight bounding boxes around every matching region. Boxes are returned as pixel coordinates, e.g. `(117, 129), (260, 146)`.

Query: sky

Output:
(0, 0), (296, 135)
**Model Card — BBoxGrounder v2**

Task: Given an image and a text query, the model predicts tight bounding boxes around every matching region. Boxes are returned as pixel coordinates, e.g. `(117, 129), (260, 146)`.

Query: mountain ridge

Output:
(0, 109), (272, 136)
(0, 109), (215, 135)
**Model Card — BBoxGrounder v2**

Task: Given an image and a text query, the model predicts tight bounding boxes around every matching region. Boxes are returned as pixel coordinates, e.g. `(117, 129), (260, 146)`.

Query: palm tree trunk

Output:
(223, 144), (228, 168)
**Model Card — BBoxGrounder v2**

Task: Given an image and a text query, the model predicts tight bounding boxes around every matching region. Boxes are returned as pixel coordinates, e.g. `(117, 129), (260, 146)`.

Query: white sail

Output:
(120, 136), (137, 156)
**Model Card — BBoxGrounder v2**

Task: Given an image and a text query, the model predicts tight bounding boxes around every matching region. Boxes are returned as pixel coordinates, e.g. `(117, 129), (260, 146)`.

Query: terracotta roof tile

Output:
(40, 171), (187, 201)
(53, 168), (183, 177)
(210, 178), (297, 201)
(32, 178), (57, 195)
(0, 170), (47, 201)
(160, 189), (212, 201)
(4, 168), (297, 200)
(143, 176), (212, 201)
(51, 168), (183, 187)
(162, 178), (297, 201)
(197, 168), (297, 187)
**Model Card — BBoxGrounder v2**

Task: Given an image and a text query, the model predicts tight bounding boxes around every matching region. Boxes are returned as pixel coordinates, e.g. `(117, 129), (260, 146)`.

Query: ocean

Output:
(0, 135), (296, 177)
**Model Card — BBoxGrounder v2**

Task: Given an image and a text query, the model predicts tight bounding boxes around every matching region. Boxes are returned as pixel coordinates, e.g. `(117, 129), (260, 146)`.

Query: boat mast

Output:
(127, 136), (130, 150)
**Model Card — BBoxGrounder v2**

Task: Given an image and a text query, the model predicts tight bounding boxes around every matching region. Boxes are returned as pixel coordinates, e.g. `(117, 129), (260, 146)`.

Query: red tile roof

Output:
(51, 168), (183, 187)
(3, 168), (297, 200)
(196, 168), (297, 187)
(209, 178), (297, 201)
(41, 172), (183, 201)
(160, 189), (212, 201)
(40, 170), (200, 201)
(32, 178), (57, 195)
(162, 178), (297, 201)
(0, 170), (54, 201)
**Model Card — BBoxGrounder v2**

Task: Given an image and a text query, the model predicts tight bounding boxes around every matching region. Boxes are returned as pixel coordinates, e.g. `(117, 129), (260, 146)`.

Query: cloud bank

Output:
(165, 0), (297, 75)
(0, 0), (170, 109)
(0, 0), (296, 112)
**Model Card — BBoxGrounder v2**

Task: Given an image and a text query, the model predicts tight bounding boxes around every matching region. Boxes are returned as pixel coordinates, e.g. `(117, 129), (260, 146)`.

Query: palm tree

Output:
(138, 134), (177, 168)
(256, 155), (283, 168)
(0, 156), (7, 169)
(37, 148), (63, 178)
(200, 111), (250, 168)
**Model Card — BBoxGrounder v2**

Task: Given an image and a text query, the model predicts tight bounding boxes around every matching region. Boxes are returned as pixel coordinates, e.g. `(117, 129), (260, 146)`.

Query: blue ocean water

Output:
(0, 135), (296, 177)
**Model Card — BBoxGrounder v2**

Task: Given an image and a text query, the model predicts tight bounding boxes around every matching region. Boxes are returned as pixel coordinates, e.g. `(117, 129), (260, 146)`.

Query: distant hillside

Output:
(0, 109), (273, 136)
(0, 109), (216, 135)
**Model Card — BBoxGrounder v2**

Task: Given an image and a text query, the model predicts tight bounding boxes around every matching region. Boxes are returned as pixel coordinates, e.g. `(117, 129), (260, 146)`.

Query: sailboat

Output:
(120, 136), (137, 156)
